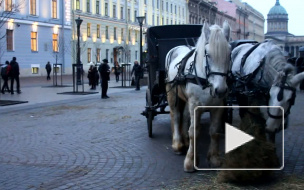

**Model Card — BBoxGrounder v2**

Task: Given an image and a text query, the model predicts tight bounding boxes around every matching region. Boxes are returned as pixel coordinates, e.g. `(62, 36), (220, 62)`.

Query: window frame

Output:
(6, 29), (14, 51)
(52, 33), (58, 52)
(31, 31), (38, 51)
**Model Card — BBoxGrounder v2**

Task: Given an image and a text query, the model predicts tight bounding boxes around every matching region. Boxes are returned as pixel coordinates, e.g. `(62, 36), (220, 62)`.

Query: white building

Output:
(71, 0), (188, 70)
(0, 0), (72, 76)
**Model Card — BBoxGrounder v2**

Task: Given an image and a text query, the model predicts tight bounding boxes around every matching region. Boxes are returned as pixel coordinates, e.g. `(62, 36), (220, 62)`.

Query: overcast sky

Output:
(242, 0), (303, 36)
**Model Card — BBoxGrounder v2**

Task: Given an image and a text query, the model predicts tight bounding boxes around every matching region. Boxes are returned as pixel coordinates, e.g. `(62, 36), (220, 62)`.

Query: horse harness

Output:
(231, 42), (296, 120)
(168, 47), (228, 90)
(267, 73), (296, 120)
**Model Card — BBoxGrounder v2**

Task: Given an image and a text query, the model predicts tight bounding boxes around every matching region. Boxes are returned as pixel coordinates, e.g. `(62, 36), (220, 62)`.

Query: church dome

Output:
(268, 0), (287, 15)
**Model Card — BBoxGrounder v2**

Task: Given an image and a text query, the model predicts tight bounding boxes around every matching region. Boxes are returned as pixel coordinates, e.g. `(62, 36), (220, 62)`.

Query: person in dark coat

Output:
(98, 59), (110, 98)
(1, 61), (11, 94)
(131, 61), (142, 90)
(10, 57), (21, 94)
(88, 64), (97, 90)
(296, 48), (304, 90)
(45, 61), (52, 80)
(114, 61), (121, 82)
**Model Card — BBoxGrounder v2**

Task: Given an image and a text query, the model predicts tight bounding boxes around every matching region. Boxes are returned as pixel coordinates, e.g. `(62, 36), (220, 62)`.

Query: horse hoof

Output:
(184, 159), (195, 172)
(172, 143), (184, 154)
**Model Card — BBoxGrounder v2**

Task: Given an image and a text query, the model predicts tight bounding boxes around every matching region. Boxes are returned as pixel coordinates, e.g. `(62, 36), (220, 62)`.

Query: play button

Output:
(225, 123), (254, 154)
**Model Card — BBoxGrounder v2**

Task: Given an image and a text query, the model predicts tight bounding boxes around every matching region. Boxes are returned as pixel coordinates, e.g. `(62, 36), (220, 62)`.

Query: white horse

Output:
(166, 21), (231, 172)
(231, 40), (304, 142)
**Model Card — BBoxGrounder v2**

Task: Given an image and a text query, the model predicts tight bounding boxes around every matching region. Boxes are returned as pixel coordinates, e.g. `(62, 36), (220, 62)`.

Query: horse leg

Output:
(207, 108), (224, 167)
(181, 102), (190, 150)
(184, 103), (200, 172)
(166, 84), (185, 153)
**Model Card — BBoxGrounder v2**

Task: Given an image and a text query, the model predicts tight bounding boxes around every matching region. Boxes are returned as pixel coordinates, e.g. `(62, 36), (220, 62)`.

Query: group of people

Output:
(1, 57), (21, 94)
(87, 59), (143, 99)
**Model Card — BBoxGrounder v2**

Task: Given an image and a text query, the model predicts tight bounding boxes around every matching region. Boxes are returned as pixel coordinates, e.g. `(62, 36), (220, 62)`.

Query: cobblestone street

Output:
(0, 77), (304, 189)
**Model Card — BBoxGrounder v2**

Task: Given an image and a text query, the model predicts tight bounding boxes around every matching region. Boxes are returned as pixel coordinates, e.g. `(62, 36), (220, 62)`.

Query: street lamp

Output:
(75, 16), (83, 85)
(136, 16), (145, 67)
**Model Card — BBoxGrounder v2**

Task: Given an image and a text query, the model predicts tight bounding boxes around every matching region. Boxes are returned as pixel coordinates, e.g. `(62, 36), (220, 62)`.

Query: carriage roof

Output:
(146, 25), (202, 70)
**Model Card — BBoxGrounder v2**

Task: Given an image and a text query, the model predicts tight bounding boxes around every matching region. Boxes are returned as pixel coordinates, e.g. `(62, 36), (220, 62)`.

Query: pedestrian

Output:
(10, 57), (21, 94)
(88, 64), (96, 89)
(114, 61), (121, 82)
(45, 61), (52, 80)
(296, 47), (304, 90)
(98, 59), (110, 98)
(131, 60), (143, 90)
(1, 61), (11, 94)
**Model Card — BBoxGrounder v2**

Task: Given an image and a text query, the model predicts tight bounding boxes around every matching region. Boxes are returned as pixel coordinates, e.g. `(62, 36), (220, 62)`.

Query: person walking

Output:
(98, 59), (110, 98)
(131, 61), (142, 90)
(114, 61), (121, 82)
(45, 61), (52, 80)
(10, 57), (21, 94)
(1, 61), (11, 94)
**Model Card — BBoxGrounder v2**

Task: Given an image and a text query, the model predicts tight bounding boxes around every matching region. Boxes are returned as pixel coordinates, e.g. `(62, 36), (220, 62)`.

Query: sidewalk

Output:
(0, 74), (138, 109)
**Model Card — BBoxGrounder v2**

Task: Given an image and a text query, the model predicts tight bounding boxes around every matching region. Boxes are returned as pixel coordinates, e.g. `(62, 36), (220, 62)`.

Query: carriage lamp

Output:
(136, 16), (145, 67)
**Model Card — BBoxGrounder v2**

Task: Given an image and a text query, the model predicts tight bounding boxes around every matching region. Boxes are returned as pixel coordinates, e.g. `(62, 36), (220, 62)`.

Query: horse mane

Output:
(208, 25), (231, 66)
(263, 40), (296, 84)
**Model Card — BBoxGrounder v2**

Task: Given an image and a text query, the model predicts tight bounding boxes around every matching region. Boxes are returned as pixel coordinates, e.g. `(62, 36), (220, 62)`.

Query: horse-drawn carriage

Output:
(142, 25), (203, 137)
(142, 22), (304, 173)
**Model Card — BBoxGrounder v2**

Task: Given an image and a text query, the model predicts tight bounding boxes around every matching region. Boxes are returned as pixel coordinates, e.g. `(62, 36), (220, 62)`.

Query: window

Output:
(52, 33), (58, 52)
(31, 32), (37, 51)
(87, 48), (91, 62)
(87, 0), (90, 12)
(120, 7), (123, 19)
(76, 0), (80, 10)
(135, 31), (137, 42)
(52, 0), (57, 19)
(128, 29), (131, 41)
(135, 51), (138, 60)
(128, 9), (130, 21)
(5, 0), (12, 11)
(106, 49), (109, 60)
(6, 29), (13, 51)
(105, 3), (108, 16)
(32, 67), (39, 74)
(97, 24), (100, 38)
(121, 28), (124, 41)
(87, 23), (91, 37)
(113, 5), (116, 18)
(166, 2), (168, 11)
(157, 0), (159, 9)
(30, 0), (36, 15)
(114, 27), (117, 40)
(96, 48), (100, 62)
(106, 26), (109, 39)
(134, 10), (137, 22)
(171, 4), (172, 13)
(96, 0), (100, 14)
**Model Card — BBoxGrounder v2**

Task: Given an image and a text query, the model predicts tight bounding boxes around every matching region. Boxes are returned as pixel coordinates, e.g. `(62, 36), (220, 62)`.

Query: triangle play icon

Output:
(225, 123), (254, 154)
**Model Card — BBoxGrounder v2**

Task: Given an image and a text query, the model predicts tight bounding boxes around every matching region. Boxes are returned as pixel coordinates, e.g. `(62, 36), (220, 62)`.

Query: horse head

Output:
(200, 21), (231, 98)
(266, 67), (304, 134)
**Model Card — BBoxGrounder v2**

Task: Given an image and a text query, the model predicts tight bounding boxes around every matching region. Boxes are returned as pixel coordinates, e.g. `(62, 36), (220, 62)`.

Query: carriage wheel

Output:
(146, 89), (153, 138)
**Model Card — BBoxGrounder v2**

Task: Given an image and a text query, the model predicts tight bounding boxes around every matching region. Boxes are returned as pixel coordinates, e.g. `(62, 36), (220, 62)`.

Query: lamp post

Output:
(75, 16), (83, 85)
(136, 16), (145, 67)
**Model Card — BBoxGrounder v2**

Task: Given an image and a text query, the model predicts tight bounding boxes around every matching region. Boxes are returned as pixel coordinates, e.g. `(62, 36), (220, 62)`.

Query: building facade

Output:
(72, 0), (188, 71)
(0, 0), (72, 76)
(265, 0), (304, 57)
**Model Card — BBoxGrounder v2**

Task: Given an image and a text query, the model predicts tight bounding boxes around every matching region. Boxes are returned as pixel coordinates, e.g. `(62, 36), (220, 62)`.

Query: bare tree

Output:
(0, 0), (25, 40)
(0, 0), (25, 64)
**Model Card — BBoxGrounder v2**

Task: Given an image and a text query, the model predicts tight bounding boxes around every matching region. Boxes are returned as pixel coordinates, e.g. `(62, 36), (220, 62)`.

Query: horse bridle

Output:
(267, 74), (296, 119)
(204, 49), (229, 79)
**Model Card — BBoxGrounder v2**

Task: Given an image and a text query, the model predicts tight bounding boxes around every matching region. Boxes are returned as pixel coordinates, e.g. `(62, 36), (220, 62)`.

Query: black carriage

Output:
(142, 25), (203, 137)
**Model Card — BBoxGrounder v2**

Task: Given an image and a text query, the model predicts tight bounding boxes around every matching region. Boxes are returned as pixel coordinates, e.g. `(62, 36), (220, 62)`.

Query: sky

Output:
(242, 0), (304, 36)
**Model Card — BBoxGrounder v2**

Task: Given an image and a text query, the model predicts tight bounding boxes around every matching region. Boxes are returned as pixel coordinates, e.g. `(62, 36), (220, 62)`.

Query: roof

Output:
(268, 0), (287, 15)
